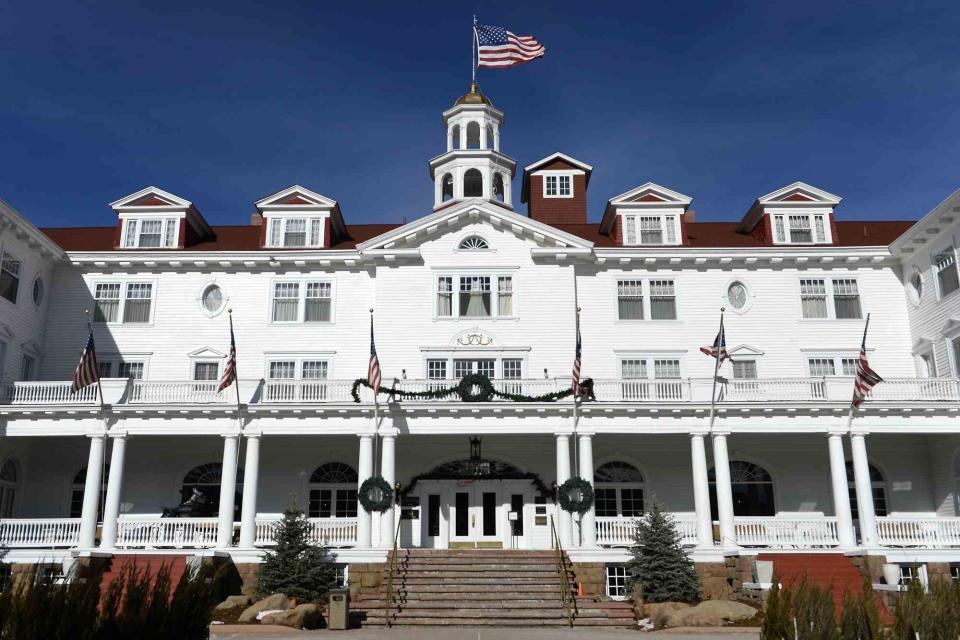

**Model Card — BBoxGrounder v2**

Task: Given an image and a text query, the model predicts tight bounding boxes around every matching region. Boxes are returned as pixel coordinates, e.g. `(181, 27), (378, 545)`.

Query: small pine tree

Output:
(761, 578), (791, 640)
(625, 499), (701, 603)
(257, 506), (338, 603)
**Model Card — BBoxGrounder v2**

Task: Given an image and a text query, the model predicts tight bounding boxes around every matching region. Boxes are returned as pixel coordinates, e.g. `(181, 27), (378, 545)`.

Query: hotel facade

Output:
(2, 85), (960, 599)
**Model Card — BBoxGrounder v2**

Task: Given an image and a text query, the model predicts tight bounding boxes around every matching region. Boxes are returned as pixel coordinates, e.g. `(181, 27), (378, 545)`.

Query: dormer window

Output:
(621, 214), (679, 246)
(544, 174), (572, 198)
(266, 217), (324, 248)
(121, 218), (179, 248)
(771, 213), (830, 244)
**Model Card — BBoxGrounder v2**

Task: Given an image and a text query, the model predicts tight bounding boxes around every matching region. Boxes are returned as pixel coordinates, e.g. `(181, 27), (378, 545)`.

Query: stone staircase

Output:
(354, 549), (635, 627)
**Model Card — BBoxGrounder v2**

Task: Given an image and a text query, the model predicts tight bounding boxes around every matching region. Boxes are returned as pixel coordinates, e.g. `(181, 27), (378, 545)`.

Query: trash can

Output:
(328, 588), (349, 630)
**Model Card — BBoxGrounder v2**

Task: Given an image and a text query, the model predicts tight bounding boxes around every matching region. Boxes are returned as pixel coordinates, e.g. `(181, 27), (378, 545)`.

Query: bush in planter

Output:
(625, 499), (700, 603)
(257, 506), (338, 603)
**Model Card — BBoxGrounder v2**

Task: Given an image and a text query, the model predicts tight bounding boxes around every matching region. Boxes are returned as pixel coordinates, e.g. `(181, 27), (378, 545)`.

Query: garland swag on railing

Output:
(350, 373), (575, 404)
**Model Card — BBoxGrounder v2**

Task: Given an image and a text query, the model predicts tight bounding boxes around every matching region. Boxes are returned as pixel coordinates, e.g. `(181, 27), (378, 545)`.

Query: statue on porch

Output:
(161, 487), (215, 518)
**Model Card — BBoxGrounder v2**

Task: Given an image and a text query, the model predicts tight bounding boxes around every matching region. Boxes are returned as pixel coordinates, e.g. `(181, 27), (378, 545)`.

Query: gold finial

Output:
(84, 309), (90, 317)
(470, 82), (479, 94)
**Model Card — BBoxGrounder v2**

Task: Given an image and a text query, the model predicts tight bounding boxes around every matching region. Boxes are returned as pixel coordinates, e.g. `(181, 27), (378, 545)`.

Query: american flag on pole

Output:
(476, 24), (545, 68)
(852, 317), (883, 407)
(71, 329), (99, 393)
(700, 316), (731, 364)
(572, 318), (582, 396)
(218, 315), (237, 392)
(368, 315), (381, 394)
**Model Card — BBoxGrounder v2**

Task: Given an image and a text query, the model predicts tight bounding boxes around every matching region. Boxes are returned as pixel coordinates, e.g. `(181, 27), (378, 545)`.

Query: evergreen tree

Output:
(257, 506), (337, 602)
(625, 499), (701, 603)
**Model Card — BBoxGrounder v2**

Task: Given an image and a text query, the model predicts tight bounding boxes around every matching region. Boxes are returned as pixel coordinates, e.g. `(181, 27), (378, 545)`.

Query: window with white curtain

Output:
(459, 276), (491, 317)
(435, 274), (514, 319)
(305, 282), (332, 322)
(193, 362), (220, 381)
(732, 360), (758, 379)
(93, 282), (153, 324)
(800, 279), (828, 318)
(649, 280), (677, 320)
(0, 254), (21, 304)
(617, 280), (643, 320)
(800, 278), (862, 320)
(616, 278), (678, 320)
(121, 218), (179, 248)
(436, 277), (453, 317)
(935, 248), (960, 299)
(832, 279), (862, 319)
(771, 213), (830, 244)
(271, 280), (333, 323)
(498, 276), (513, 316)
(619, 214), (680, 246)
(807, 355), (859, 377)
(264, 216), (326, 248)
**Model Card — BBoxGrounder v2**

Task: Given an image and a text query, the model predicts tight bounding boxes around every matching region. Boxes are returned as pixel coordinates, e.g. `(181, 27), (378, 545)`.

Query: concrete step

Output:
(374, 584), (568, 595)
(386, 576), (571, 586)
(387, 561), (567, 570)
(386, 570), (570, 580)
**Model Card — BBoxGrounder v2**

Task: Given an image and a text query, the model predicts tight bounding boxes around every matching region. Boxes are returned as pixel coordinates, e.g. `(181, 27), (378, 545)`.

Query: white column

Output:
(99, 435), (127, 549)
(479, 124), (488, 150)
(78, 435), (106, 549)
(850, 433), (878, 546)
(578, 433), (596, 548)
(555, 434), (573, 548)
(379, 433), (396, 548)
(712, 433), (737, 549)
(216, 435), (240, 548)
(690, 433), (714, 548)
(504, 175), (512, 207)
(238, 435), (261, 548)
(827, 434), (857, 548)
(356, 434), (374, 548)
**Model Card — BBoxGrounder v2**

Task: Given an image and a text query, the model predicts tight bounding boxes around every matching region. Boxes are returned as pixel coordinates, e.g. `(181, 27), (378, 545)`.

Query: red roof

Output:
(41, 219), (912, 252)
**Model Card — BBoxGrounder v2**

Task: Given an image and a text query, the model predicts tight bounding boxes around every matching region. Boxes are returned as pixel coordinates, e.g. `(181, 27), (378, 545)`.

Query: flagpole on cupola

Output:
(471, 15), (478, 86)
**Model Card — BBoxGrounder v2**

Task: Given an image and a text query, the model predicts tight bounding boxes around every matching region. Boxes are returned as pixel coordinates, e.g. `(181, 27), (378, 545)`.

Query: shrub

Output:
(761, 578), (790, 640)
(257, 506), (338, 602)
(625, 499), (700, 603)
(838, 578), (882, 640)
(893, 573), (960, 640)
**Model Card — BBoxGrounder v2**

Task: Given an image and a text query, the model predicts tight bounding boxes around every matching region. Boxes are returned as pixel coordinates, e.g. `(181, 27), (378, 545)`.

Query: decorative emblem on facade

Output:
(456, 332), (493, 346)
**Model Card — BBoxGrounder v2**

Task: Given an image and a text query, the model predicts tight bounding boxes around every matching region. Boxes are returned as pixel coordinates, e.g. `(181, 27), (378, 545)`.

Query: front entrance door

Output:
(449, 485), (501, 548)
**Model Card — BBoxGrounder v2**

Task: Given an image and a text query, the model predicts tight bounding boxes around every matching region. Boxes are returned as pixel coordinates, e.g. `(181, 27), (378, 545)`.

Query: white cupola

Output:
(428, 84), (517, 211)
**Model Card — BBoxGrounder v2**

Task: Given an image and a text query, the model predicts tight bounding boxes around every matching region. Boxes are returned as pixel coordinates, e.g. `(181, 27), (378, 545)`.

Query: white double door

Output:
(420, 481), (530, 549)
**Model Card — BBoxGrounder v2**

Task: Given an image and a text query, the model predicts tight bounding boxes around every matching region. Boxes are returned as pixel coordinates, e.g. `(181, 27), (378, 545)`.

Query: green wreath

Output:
(558, 477), (594, 514)
(358, 476), (393, 513)
(457, 373), (495, 402)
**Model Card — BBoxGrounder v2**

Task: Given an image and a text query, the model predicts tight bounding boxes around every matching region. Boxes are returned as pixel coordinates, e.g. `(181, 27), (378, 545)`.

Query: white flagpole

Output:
(707, 308), (725, 430)
(85, 309), (109, 528)
(845, 313), (872, 431)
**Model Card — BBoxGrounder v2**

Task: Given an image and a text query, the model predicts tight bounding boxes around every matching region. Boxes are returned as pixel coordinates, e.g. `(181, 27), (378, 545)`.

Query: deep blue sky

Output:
(2, 1), (960, 229)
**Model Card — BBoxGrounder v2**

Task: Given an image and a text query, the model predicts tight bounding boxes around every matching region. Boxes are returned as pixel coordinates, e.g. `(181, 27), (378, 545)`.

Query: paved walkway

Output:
(210, 624), (761, 640)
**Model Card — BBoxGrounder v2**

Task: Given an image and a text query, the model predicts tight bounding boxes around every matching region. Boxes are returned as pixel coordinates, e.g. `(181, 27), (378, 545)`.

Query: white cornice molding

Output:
(889, 186), (960, 256)
(0, 197), (68, 261)
(66, 249), (364, 270)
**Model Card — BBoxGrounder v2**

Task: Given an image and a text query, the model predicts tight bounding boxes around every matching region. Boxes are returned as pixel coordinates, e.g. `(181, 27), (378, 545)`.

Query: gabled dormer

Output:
(254, 186), (347, 249)
(110, 187), (213, 249)
(599, 182), (692, 247)
(737, 182), (841, 246)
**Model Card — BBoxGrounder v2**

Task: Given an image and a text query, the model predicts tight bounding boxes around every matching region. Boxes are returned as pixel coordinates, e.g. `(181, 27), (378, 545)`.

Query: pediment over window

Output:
(187, 347), (225, 359)
(600, 182), (692, 237)
(110, 186), (192, 210)
(942, 318), (960, 337)
(255, 185), (338, 210)
(728, 344), (765, 357)
(757, 182), (841, 206)
(912, 337), (934, 354)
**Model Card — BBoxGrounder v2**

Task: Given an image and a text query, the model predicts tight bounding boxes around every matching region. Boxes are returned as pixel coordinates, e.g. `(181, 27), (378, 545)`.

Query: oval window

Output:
(727, 281), (748, 310)
(32, 278), (44, 306)
(201, 284), (225, 315)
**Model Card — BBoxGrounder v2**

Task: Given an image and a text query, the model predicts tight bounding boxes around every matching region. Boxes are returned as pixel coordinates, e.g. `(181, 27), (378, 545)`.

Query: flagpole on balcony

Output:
(228, 309), (243, 537)
(85, 308), (108, 530)
(845, 313), (872, 430)
(708, 309), (725, 430)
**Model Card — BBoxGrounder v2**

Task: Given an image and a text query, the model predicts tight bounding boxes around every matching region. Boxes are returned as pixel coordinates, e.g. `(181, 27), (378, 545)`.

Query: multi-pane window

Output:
(544, 174), (572, 197)
(436, 274), (514, 318)
(427, 359), (447, 380)
(93, 283), (152, 324)
(807, 356), (859, 377)
(935, 248), (960, 299)
(117, 361), (144, 379)
(771, 213), (830, 244)
(800, 278), (861, 319)
(621, 359), (647, 379)
(617, 279), (677, 320)
(264, 217), (325, 248)
(605, 565), (629, 599)
(271, 281), (333, 323)
(19, 356), (35, 381)
(265, 358), (331, 401)
(502, 359), (522, 379)
(302, 360), (328, 380)
(620, 214), (680, 246)
(193, 362), (219, 381)
(425, 358), (520, 380)
(653, 359), (681, 379)
(619, 357), (683, 400)
(732, 360), (758, 379)
(269, 361), (296, 380)
(0, 254), (21, 304)
(121, 218), (179, 248)
(455, 359), (495, 378)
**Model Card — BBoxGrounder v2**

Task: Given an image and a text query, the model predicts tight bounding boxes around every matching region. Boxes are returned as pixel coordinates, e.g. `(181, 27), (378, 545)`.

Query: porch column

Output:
(690, 433), (714, 548)
(356, 434), (374, 548)
(555, 433), (573, 548)
(850, 433), (878, 546)
(99, 434), (128, 549)
(238, 434), (261, 549)
(827, 434), (857, 548)
(578, 432), (596, 548)
(78, 434), (106, 549)
(216, 435), (240, 549)
(379, 432), (397, 548)
(711, 432), (737, 549)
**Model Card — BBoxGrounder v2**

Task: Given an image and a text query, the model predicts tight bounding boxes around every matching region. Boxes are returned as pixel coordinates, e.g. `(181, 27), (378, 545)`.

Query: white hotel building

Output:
(2, 85), (960, 597)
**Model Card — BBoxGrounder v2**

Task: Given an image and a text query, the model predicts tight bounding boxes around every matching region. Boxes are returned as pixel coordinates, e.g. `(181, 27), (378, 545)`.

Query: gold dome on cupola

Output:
(454, 83), (493, 107)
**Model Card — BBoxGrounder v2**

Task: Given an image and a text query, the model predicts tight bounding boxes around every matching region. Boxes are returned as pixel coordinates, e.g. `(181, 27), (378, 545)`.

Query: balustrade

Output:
(114, 517), (219, 549)
(253, 516), (358, 547)
(734, 517), (840, 548)
(596, 514), (698, 547)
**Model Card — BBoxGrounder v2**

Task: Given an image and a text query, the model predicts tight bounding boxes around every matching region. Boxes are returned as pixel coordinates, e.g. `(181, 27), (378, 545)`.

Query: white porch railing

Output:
(253, 516), (358, 547)
(723, 378), (827, 402)
(129, 381), (230, 405)
(115, 517), (219, 549)
(0, 382), (97, 405)
(591, 379), (687, 402)
(866, 379), (960, 402)
(261, 380), (357, 403)
(596, 514), (698, 547)
(734, 517), (840, 548)
(876, 516), (960, 547)
(0, 518), (82, 547)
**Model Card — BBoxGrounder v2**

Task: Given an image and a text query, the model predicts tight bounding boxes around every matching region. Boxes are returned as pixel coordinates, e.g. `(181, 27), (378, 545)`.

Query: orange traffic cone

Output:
(577, 580), (584, 597)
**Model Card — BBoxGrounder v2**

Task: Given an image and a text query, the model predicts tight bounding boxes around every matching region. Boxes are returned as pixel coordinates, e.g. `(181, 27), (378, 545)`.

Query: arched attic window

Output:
(458, 236), (489, 250)
(466, 122), (481, 149)
(463, 169), (483, 197)
(493, 173), (505, 202)
(441, 174), (454, 202)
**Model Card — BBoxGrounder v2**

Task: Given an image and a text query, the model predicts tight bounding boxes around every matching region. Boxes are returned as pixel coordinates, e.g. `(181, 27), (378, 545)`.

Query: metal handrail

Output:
(550, 515), (575, 627)
(384, 512), (403, 627)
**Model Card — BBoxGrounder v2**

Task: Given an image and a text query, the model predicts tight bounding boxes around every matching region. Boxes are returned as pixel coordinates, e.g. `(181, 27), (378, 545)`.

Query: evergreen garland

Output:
(626, 499), (701, 603)
(257, 506), (338, 603)
(358, 476), (394, 512)
(350, 376), (574, 403)
(557, 477), (594, 514)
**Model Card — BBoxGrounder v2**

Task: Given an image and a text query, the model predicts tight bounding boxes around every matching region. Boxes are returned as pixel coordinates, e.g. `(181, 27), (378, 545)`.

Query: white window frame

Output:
(0, 252), (21, 305)
(730, 357), (760, 380)
(97, 355), (150, 380)
(191, 360), (221, 382)
(770, 211), (832, 245)
(263, 215), (326, 248)
(542, 172), (574, 198)
(120, 217), (180, 249)
(614, 277), (680, 321)
(933, 245), (960, 301)
(19, 355), (36, 381)
(269, 278), (335, 324)
(263, 355), (334, 381)
(616, 353), (685, 380)
(804, 352), (861, 377)
(798, 277), (864, 321)
(946, 331), (960, 377)
(433, 271), (516, 320)
(916, 351), (937, 378)
(605, 564), (629, 600)
(619, 213), (681, 246)
(420, 353), (529, 380)
(91, 280), (156, 325)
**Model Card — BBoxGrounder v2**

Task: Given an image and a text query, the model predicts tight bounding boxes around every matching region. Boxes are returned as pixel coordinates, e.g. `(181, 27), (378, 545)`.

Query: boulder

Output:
(664, 606), (723, 628)
(215, 594), (252, 611)
(261, 603), (324, 630)
(238, 593), (290, 623)
(644, 602), (691, 627)
(695, 599), (758, 623)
